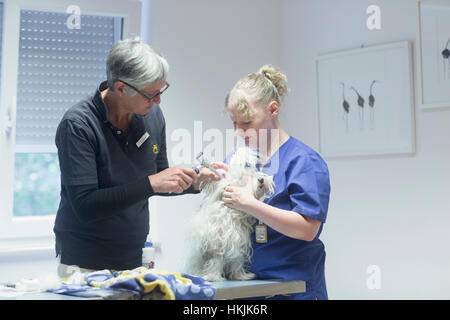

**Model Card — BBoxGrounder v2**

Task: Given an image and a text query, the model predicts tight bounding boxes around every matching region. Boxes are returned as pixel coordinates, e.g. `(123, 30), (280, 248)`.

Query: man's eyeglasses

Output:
(118, 79), (170, 103)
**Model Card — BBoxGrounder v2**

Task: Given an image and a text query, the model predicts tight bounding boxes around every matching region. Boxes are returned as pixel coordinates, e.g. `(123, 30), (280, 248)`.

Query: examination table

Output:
(3, 278), (306, 300)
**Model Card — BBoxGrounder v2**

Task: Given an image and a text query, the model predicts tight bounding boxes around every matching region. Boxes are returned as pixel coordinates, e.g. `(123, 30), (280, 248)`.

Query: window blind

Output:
(15, 9), (122, 146)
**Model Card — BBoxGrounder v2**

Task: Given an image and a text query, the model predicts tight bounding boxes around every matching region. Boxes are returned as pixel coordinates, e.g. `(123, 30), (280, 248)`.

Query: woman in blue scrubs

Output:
(217, 65), (331, 300)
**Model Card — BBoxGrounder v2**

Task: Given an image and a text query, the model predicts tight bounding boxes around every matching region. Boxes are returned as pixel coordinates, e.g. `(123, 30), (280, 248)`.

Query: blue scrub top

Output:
(226, 137), (331, 300)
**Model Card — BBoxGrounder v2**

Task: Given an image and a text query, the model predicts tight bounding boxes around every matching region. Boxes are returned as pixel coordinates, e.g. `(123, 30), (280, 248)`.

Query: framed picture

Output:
(418, 0), (450, 110)
(315, 41), (415, 158)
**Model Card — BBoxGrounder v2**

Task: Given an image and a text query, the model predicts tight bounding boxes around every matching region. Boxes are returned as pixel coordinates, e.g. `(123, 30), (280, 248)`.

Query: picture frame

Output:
(315, 41), (415, 158)
(418, 0), (450, 110)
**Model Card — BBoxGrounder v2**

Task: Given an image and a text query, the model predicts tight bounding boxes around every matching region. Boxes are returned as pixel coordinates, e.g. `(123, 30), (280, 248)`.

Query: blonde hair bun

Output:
(225, 64), (290, 119)
(257, 65), (290, 101)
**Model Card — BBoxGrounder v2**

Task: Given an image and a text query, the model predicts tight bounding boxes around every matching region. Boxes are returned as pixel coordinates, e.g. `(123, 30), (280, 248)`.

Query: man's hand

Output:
(148, 167), (198, 194)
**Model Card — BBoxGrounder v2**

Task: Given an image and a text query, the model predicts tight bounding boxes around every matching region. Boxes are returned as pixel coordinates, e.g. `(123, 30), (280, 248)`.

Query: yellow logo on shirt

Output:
(153, 144), (159, 154)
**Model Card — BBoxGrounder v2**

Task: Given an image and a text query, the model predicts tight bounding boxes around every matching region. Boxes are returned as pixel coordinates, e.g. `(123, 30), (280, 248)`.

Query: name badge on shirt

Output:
(255, 223), (268, 243)
(136, 132), (150, 148)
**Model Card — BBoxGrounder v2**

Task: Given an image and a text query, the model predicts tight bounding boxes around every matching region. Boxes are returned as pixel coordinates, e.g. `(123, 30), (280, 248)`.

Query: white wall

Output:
(0, 250), (57, 284)
(280, 0), (450, 299)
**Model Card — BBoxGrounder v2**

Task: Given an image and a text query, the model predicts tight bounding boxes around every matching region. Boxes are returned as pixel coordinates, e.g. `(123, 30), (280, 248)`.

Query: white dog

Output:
(183, 148), (275, 282)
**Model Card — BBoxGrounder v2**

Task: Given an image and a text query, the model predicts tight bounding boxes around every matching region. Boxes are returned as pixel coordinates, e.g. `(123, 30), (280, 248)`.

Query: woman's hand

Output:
(192, 167), (222, 191)
(192, 162), (229, 191)
(222, 176), (256, 212)
(211, 162), (229, 172)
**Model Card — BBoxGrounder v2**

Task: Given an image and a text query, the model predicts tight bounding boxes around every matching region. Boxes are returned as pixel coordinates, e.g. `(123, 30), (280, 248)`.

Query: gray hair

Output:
(106, 38), (169, 96)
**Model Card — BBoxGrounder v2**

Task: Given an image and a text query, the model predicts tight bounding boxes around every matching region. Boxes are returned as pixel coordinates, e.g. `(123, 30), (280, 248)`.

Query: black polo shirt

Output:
(54, 81), (193, 270)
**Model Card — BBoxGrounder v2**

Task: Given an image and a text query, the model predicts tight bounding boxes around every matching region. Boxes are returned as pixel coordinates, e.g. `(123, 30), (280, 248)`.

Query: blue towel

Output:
(52, 267), (215, 300)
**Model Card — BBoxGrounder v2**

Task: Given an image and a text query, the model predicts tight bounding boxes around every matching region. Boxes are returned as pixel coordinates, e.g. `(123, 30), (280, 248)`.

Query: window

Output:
(14, 9), (122, 217)
(0, 0), (142, 239)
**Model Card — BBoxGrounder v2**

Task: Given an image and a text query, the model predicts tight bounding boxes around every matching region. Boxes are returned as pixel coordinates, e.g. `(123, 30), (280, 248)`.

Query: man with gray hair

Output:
(54, 39), (215, 273)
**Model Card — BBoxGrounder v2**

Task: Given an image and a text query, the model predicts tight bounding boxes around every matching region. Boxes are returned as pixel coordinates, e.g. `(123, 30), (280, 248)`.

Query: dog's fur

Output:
(183, 148), (275, 281)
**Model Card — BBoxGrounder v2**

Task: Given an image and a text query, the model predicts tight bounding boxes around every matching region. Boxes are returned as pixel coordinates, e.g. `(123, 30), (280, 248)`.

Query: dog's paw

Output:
(203, 273), (226, 282)
(233, 272), (256, 281)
